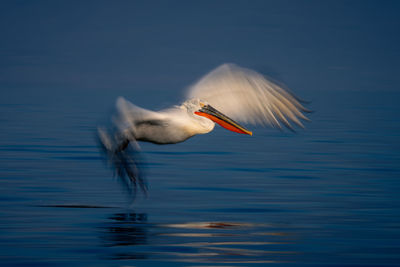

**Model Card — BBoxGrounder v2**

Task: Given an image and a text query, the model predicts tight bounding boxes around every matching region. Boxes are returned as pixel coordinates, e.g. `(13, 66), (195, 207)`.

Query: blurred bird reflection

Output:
(99, 212), (148, 260)
(98, 213), (297, 264)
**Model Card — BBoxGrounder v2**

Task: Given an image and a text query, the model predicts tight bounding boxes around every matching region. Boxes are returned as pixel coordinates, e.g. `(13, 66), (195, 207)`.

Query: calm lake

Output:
(0, 88), (399, 266)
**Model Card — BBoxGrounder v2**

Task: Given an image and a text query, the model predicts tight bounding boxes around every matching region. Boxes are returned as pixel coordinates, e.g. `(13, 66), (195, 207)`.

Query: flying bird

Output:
(98, 63), (310, 195)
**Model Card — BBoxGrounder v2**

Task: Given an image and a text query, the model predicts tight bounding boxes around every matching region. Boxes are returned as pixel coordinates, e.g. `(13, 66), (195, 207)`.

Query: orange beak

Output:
(195, 104), (253, 135)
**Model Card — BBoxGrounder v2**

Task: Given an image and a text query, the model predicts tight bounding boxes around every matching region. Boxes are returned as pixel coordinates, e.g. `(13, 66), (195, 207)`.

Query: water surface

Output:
(0, 89), (399, 266)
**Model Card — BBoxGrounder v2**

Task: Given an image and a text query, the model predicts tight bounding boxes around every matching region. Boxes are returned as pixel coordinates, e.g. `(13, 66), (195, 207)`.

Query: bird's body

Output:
(114, 98), (215, 145)
(98, 63), (311, 194)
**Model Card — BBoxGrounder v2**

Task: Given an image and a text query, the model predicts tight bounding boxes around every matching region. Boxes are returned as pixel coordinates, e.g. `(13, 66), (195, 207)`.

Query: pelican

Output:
(98, 63), (310, 194)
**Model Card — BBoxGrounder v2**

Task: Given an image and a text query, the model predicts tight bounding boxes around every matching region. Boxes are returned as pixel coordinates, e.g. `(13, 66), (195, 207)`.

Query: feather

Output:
(187, 64), (310, 130)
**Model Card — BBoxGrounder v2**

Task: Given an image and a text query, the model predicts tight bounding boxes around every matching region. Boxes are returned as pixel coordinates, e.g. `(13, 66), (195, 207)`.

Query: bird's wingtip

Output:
(116, 96), (126, 105)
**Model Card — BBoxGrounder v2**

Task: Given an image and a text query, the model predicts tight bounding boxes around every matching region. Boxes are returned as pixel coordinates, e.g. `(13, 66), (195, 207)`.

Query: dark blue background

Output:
(1, 0), (399, 95)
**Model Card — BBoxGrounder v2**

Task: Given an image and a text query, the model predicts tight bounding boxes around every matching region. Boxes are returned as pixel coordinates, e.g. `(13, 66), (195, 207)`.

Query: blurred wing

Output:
(115, 97), (166, 135)
(187, 64), (310, 130)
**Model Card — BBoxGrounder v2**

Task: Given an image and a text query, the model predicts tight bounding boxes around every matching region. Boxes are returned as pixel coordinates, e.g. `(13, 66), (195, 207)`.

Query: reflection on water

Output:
(99, 213), (148, 260)
(99, 212), (296, 264)
(157, 221), (295, 264)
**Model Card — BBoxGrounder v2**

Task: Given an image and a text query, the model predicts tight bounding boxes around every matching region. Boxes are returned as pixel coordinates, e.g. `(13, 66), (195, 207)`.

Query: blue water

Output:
(0, 88), (399, 266)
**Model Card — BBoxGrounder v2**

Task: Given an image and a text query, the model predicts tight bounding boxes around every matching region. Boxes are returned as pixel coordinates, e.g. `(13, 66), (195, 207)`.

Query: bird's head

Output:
(182, 98), (252, 136)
